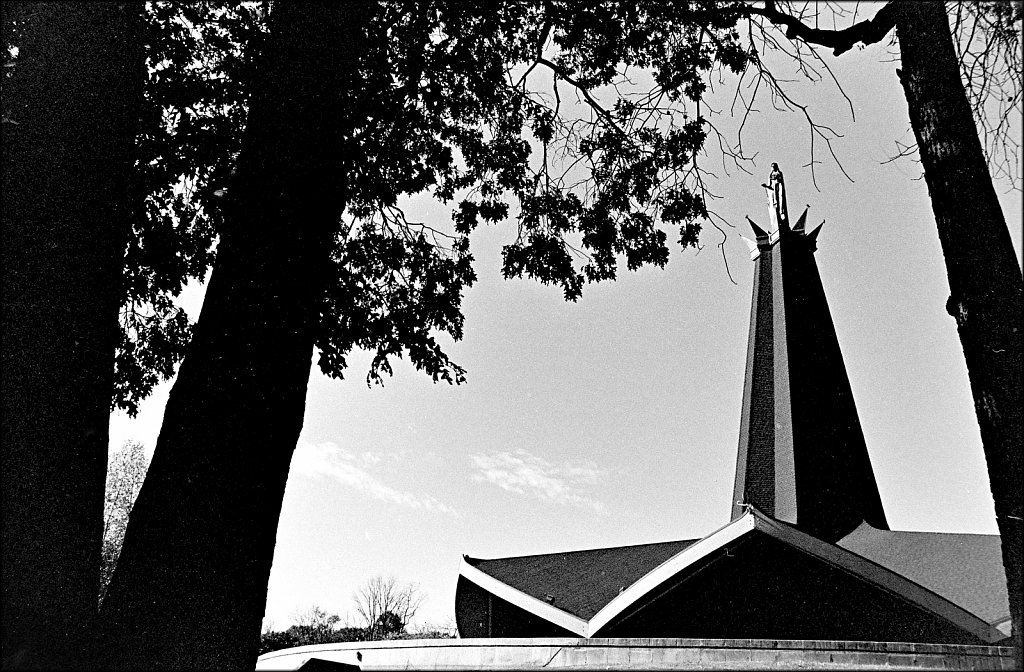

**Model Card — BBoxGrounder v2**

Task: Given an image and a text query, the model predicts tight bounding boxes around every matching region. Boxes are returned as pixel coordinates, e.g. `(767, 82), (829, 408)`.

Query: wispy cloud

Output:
(292, 441), (457, 515)
(470, 449), (607, 513)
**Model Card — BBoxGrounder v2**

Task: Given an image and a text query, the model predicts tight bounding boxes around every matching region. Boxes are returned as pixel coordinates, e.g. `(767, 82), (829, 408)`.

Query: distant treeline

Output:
(259, 622), (453, 655)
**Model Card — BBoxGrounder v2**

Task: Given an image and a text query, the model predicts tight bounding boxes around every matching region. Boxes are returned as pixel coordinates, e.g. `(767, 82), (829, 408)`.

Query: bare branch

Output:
(746, 0), (898, 56)
(536, 57), (629, 139)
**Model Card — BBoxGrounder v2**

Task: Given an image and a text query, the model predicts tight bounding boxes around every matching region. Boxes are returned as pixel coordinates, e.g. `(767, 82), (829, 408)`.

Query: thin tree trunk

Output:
(97, 4), (369, 668)
(893, 0), (1023, 655)
(1, 4), (142, 668)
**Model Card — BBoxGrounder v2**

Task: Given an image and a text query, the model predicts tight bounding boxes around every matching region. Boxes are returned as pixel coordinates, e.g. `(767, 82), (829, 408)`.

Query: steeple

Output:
(731, 166), (888, 542)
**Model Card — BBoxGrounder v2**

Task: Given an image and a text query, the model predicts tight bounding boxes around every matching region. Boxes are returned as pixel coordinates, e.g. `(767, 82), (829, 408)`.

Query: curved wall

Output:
(255, 637), (1014, 670)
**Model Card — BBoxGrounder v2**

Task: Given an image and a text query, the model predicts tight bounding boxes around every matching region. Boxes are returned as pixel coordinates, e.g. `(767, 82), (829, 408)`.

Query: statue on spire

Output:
(761, 162), (788, 230)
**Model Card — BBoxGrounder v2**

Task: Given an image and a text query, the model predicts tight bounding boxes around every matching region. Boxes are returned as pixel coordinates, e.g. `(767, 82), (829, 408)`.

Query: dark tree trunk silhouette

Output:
(97, 4), (369, 669)
(893, 1), (1022, 654)
(1, 3), (142, 668)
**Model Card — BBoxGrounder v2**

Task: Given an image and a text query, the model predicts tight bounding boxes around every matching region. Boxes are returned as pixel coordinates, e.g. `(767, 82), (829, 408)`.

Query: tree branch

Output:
(748, 0), (898, 56)
(536, 57), (629, 138)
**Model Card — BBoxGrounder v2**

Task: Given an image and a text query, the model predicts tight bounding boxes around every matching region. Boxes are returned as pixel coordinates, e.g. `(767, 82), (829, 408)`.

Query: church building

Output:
(454, 168), (1011, 646)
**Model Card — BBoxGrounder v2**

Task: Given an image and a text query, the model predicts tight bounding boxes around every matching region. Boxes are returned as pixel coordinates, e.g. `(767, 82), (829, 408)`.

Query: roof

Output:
(459, 510), (1008, 643)
(464, 538), (698, 620)
(837, 522), (1009, 631)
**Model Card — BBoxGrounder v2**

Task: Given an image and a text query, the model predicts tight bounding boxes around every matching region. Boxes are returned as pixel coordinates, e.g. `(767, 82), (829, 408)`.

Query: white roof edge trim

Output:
(588, 509), (1003, 643)
(753, 515), (1007, 644)
(588, 513), (758, 635)
(458, 557), (589, 636)
(991, 616), (1012, 638)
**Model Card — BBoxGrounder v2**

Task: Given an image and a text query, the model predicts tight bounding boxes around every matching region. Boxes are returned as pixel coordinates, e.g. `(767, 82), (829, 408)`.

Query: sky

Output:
(109, 39), (1023, 631)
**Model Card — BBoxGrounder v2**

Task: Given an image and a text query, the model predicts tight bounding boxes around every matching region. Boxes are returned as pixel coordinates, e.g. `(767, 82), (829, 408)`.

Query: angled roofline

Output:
(752, 513), (1004, 643)
(588, 513), (757, 634)
(460, 509), (1005, 643)
(458, 556), (589, 636)
(835, 520), (1011, 637)
(589, 509), (1003, 642)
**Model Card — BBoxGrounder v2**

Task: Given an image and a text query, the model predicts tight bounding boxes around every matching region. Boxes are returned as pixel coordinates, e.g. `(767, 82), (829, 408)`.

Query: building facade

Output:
(454, 170), (1011, 646)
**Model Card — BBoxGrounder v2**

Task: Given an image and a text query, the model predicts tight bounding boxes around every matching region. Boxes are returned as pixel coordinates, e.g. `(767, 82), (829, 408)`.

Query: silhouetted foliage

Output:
(290, 605), (342, 645)
(113, 1), (266, 415)
(68, 1), (759, 405)
(374, 611), (405, 638)
(259, 625), (370, 655)
(258, 629), (297, 656)
(257, 601), (453, 655)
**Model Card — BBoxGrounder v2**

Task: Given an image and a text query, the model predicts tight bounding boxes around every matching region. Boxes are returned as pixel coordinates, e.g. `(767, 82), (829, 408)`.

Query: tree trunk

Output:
(97, 4), (369, 668)
(893, 0), (1023, 655)
(1, 4), (142, 668)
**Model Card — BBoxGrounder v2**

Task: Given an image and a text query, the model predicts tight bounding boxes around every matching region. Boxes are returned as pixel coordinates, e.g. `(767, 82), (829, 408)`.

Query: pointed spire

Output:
(793, 206), (809, 234)
(732, 178), (887, 542)
(806, 220), (824, 251)
(807, 220), (824, 242)
(746, 216), (769, 242)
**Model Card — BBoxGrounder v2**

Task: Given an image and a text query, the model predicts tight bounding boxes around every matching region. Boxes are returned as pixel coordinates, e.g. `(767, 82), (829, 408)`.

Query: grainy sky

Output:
(110, 41), (1023, 630)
